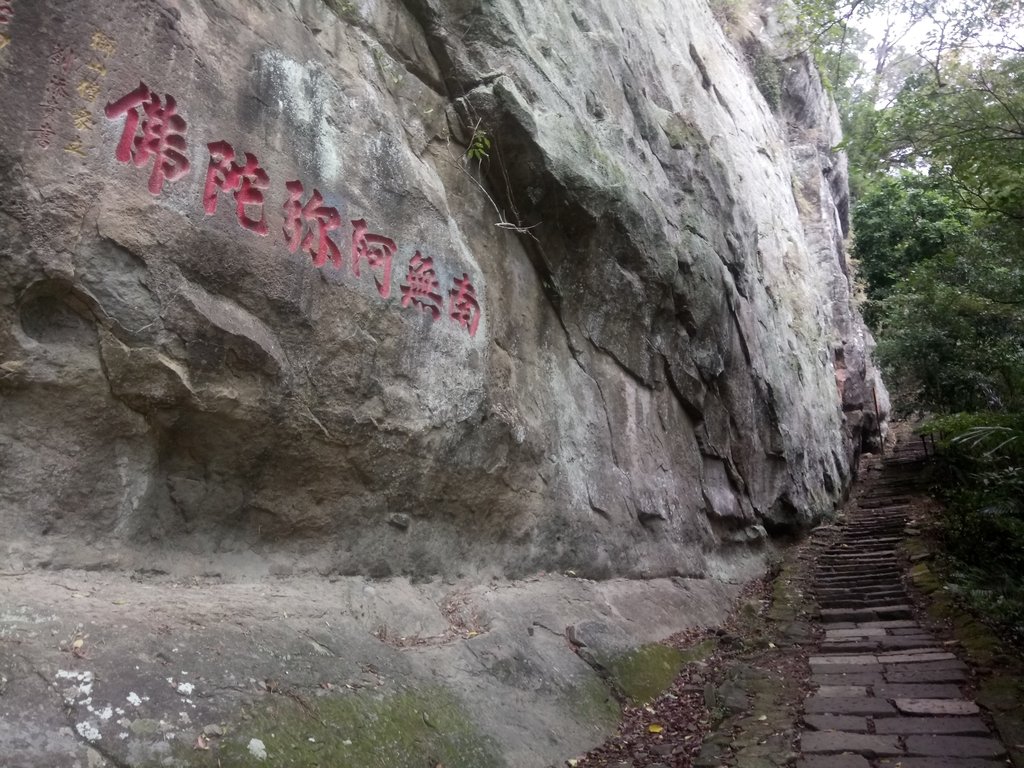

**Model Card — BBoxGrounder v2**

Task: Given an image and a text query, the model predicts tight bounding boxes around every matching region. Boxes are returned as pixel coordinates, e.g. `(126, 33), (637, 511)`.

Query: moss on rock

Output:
(604, 643), (688, 704)
(186, 687), (504, 768)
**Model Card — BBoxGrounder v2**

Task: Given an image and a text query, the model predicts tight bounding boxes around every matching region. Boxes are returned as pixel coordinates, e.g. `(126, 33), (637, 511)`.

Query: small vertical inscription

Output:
(0, 0), (13, 50)
(65, 31), (114, 156)
(33, 45), (76, 149)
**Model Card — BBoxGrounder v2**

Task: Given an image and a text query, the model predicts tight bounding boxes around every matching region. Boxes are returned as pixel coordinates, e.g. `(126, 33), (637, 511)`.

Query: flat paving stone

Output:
(874, 717), (991, 735)
(905, 735), (1007, 758)
(886, 667), (968, 683)
(825, 628), (887, 638)
(820, 606), (914, 623)
(805, 696), (897, 715)
(816, 685), (869, 697)
(801, 731), (903, 756)
(811, 655), (879, 665)
(894, 698), (980, 715)
(811, 663), (883, 674)
(856, 620), (921, 629)
(877, 636), (941, 649)
(877, 758), (1006, 768)
(873, 683), (964, 699)
(821, 641), (886, 652)
(879, 651), (959, 663)
(885, 659), (968, 672)
(797, 756), (871, 768)
(813, 673), (885, 686)
(803, 715), (869, 733)
(887, 626), (930, 635)
(878, 646), (950, 656)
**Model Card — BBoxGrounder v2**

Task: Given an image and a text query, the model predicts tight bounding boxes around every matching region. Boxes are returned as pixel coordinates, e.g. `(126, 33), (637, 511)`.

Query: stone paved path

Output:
(797, 439), (1011, 768)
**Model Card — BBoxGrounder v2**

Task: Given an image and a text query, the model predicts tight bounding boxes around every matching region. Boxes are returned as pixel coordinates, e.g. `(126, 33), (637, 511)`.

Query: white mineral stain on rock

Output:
(176, 682), (194, 695)
(127, 692), (142, 706)
(76, 721), (102, 742)
(98, 705), (113, 720)
(255, 50), (343, 183)
(248, 737), (268, 760)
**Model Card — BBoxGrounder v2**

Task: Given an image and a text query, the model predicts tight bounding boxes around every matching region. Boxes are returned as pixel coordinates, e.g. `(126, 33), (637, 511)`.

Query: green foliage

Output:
(855, 176), (1024, 411)
(853, 176), (972, 312)
(466, 128), (491, 162)
(886, 57), (1024, 224)
(750, 52), (783, 111)
(924, 414), (1024, 644)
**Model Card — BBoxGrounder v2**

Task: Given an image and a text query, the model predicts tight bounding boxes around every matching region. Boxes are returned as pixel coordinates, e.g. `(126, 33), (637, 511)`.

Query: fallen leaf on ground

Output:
(648, 724), (664, 733)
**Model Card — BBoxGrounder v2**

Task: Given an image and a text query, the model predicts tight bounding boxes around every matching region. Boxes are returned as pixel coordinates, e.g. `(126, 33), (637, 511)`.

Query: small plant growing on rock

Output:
(466, 126), (491, 162)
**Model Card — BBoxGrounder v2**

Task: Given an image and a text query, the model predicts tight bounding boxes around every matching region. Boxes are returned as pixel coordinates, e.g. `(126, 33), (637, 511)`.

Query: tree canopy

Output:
(782, 0), (1024, 414)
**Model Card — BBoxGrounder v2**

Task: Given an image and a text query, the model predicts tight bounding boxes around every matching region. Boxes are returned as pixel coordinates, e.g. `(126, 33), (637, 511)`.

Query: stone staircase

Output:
(797, 439), (1011, 767)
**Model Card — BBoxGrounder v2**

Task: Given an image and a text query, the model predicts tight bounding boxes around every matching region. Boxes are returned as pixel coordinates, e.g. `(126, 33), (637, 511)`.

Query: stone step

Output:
(804, 696), (897, 715)
(873, 717), (991, 735)
(816, 587), (907, 597)
(802, 714), (869, 733)
(819, 597), (910, 609)
(820, 606), (914, 623)
(821, 637), (942, 652)
(858, 497), (913, 508)
(815, 573), (905, 584)
(873, 683), (964, 699)
(811, 561), (901, 573)
(905, 734), (1006, 758)
(894, 698), (980, 716)
(886, 667), (969, 683)
(800, 731), (903, 756)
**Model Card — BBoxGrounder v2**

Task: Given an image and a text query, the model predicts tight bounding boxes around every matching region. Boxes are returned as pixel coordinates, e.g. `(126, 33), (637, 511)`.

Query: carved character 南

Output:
(449, 273), (481, 337)
(203, 141), (270, 236)
(351, 218), (395, 298)
(282, 180), (341, 268)
(104, 82), (190, 195)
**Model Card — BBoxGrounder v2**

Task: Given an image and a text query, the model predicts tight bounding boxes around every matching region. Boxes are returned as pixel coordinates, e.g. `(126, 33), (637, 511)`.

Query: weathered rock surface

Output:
(0, 0), (885, 581)
(0, 569), (739, 767)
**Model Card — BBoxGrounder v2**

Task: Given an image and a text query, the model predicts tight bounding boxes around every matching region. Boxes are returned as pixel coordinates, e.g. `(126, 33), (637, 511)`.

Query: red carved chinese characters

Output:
(351, 219), (395, 298)
(104, 82), (190, 195)
(449, 273), (481, 337)
(0, 1), (12, 26)
(203, 141), (270, 236)
(282, 180), (341, 269)
(399, 251), (443, 319)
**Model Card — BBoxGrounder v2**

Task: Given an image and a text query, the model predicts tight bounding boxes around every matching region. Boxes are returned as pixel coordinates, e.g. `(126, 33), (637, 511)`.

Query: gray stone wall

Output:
(0, 0), (885, 578)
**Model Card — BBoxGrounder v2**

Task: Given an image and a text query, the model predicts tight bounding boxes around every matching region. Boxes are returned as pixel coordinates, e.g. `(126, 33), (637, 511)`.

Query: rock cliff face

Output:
(0, 0), (885, 579)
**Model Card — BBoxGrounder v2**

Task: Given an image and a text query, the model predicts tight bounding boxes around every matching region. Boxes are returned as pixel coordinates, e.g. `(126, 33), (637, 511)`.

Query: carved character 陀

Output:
(203, 141), (269, 235)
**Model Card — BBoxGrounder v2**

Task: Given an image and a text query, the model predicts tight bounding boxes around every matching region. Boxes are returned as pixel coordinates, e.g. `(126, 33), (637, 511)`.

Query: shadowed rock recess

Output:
(1, 0), (884, 579)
